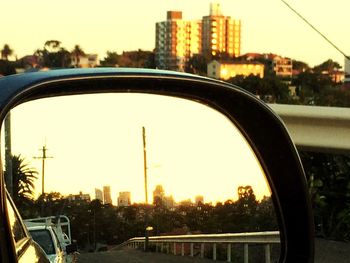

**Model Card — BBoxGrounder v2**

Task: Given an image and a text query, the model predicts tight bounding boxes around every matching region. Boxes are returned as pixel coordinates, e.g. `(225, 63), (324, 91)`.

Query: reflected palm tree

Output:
(5, 155), (38, 206)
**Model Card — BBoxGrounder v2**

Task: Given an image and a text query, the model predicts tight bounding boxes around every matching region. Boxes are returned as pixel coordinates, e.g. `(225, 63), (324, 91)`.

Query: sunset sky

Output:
(1, 0), (349, 67)
(3, 94), (271, 205)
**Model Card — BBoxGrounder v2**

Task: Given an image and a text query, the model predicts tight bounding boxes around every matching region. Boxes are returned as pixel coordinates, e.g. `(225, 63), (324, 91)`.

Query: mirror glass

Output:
(2, 93), (280, 261)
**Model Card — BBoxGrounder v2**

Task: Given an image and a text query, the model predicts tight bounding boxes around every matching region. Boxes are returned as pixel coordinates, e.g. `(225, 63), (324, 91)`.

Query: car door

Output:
(6, 193), (50, 263)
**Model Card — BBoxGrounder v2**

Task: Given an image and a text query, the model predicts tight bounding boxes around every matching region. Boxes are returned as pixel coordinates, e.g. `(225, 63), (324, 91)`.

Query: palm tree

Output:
(44, 40), (61, 52)
(1, 44), (14, 60)
(71, 45), (85, 67)
(5, 155), (38, 207)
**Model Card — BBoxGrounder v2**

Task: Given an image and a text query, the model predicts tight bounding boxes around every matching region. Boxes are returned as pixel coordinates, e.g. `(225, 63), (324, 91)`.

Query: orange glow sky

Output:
(1, 0), (349, 67)
(4, 94), (271, 205)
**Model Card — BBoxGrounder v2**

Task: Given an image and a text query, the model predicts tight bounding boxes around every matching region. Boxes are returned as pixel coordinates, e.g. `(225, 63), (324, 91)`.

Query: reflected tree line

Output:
(5, 156), (277, 250)
(19, 188), (276, 250)
(5, 152), (350, 248)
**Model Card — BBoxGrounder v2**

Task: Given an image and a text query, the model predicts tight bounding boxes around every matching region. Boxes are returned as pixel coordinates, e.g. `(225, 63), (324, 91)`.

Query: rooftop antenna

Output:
(280, 0), (350, 62)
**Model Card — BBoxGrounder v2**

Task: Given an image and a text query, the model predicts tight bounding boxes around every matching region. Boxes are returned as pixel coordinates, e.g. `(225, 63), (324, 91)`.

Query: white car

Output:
(27, 225), (66, 263)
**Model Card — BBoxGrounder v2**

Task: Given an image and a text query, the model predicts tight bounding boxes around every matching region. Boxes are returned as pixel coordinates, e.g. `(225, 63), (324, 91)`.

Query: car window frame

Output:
(5, 192), (32, 259)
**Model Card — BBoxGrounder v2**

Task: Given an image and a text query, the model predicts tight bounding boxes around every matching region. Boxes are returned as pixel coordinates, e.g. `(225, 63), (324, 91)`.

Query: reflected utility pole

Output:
(143, 127), (148, 204)
(34, 144), (53, 195)
(142, 126), (149, 252)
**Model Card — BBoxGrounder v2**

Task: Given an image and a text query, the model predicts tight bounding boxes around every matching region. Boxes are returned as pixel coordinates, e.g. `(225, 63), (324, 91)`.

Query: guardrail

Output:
(119, 231), (280, 263)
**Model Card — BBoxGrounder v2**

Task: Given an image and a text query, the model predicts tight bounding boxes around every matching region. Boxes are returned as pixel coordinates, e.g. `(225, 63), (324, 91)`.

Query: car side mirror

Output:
(0, 68), (314, 262)
(66, 243), (78, 254)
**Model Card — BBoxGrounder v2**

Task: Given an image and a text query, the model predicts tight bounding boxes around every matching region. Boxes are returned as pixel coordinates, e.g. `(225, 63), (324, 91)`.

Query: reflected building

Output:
(95, 188), (103, 202)
(164, 195), (175, 209)
(103, 186), (112, 205)
(118, 191), (131, 207)
(152, 185), (175, 208)
(67, 191), (91, 203)
(153, 184), (165, 204)
(179, 198), (192, 206)
(195, 195), (204, 205)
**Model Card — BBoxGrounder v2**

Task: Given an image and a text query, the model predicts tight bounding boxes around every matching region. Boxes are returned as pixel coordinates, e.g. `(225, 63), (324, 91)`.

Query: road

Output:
(77, 248), (215, 263)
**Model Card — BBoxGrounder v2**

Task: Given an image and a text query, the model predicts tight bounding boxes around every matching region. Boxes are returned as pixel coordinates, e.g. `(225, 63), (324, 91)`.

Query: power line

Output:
(280, 0), (350, 61)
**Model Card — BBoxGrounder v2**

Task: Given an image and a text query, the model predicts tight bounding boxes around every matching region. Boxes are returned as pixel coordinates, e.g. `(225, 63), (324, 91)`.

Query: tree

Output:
(300, 151), (350, 241)
(100, 51), (120, 67)
(185, 54), (208, 75)
(313, 59), (341, 73)
(100, 50), (155, 68)
(228, 74), (291, 103)
(118, 49), (155, 68)
(237, 186), (257, 211)
(35, 40), (71, 68)
(1, 44), (14, 60)
(5, 155), (38, 208)
(316, 86), (350, 107)
(0, 60), (16, 76)
(71, 45), (85, 67)
(292, 59), (310, 72)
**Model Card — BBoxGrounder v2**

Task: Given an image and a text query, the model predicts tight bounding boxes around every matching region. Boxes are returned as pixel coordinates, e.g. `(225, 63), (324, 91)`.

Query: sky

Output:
(1, 0), (349, 67)
(3, 94), (270, 205)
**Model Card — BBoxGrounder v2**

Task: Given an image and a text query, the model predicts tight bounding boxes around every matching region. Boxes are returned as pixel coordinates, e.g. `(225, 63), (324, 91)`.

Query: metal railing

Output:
(119, 231), (280, 263)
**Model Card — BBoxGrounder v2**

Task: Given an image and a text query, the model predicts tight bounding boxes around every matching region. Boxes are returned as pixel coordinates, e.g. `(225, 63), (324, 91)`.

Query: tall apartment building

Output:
(103, 186), (112, 205)
(155, 4), (241, 71)
(202, 3), (241, 58)
(117, 192), (131, 207)
(155, 11), (201, 71)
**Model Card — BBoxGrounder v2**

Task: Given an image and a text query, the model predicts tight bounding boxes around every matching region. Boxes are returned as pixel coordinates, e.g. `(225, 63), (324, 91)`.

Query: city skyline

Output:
(61, 183), (259, 207)
(1, 1), (349, 67)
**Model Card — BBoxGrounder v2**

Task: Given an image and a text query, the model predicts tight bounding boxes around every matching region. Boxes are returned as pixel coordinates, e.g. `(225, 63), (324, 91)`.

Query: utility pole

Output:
(143, 126), (148, 204)
(142, 126), (150, 252)
(34, 145), (53, 195)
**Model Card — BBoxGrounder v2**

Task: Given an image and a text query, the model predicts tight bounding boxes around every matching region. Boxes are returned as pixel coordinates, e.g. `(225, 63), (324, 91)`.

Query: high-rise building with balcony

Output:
(202, 3), (241, 58)
(155, 11), (201, 71)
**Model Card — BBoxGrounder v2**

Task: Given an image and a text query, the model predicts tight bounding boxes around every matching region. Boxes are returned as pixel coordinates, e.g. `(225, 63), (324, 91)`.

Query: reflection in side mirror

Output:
(2, 93), (280, 262)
